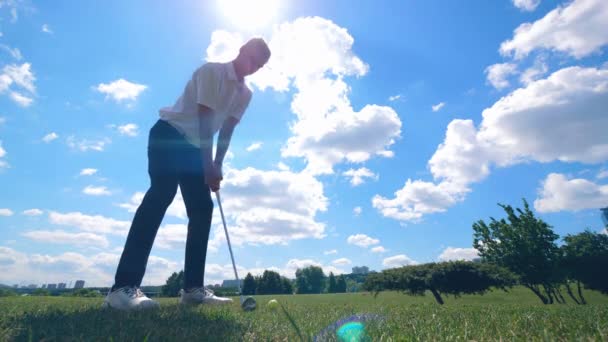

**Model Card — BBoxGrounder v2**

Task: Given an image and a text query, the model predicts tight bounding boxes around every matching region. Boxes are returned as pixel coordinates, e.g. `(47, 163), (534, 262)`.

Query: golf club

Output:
(215, 190), (257, 311)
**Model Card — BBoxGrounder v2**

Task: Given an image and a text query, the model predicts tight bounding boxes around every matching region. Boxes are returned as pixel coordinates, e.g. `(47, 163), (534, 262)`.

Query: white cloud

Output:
(371, 246), (387, 253)
(347, 234), (379, 248)
(155, 224), (187, 250)
(22, 209), (43, 216)
(0, 246), (176, 287)
(41, 24), (53, 34)
(96, 78), (147, 103)
(438, 247), (479, 261)
(0, 208), (13, 216)
(485, 63), (518, 90)
(388, 94), (402, 102)
(432, 102), (445, 112)
(277, 162), (290, 171)
(353, 206), (362, 216)
(67, 136), (110, 152)
(206, 18), (402, 176)
(0, 141), (7, 168)
(501, 0), (608, 59)
(117, 123), (139, 137)
(42, 132), (58, 143)
(22, 230), (109, 248)
(534, 173), (608, 212)
(375, 65), (608, 222)
(512, 0), (541, 11)
(246, 142), (263, 152)
(382, 254), (417, 268)
(2, 63), (35, 93)
(324, 249), (338, 255)
(598, 169), (608, 179)
(80, 168), (98, 176)
(0, 44), (22, 60)
(332, 258), (351, 266)
(9, 91), (32, 106)
(48, 211), (130, 236)
(82, 185), (111, 196)
(343, 167), (378, 186)
(119, 190), (187, 220)
(0, 117), (5, 125)
(520, 57), (548, 85)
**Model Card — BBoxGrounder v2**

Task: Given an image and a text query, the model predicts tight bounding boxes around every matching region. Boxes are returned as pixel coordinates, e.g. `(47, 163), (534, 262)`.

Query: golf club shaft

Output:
(215, 191), (243, 302)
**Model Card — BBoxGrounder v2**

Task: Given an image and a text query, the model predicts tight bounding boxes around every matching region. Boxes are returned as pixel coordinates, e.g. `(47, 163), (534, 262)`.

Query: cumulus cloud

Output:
(512, 0), (541, 11)
(353, 206), (362, 216)
(66, 136), (110, 152)
(0, 141), (7, 168)
(0, 208), (13, 216)
(83, 185), (111, 196)
(438, 247), (479, 261)
(375, 65), (608, 221)
(96, 78), (147, 104)
(501, 0), (608, 59)
(343, 167), (378, 186)
(324, 249), (338, 255)
(22, 230), (109, 248)
(371, 246), (387, 253)
(79, 168), (98, 176)
(332, 258), (351, 266)
(432, 102), (445, 112)
(347, 234), (379, 248)
(205, 17), (402, 175)
(246, 142), (263, 152)
(48, 211), (130, 236)
(534, 173), (608, 212)
(520, 57), (548, 85)
(22, 209), (43, 216)
(598, 169), (608, 179)
(0, 246), (176, 286)
(485, 63), (518, 90)
(0, 63), (35, 106)
(382, 254), (417, 268)
(42, 132), (58, 143)
(117, 123), (139, 137)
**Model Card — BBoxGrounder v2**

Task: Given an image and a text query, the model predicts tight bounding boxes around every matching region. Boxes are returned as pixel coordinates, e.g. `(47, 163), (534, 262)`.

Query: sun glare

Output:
(218, 0), (281, 31)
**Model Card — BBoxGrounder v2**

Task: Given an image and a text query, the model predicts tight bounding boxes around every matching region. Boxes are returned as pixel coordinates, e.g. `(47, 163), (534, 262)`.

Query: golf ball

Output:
(267, 299), (279, 310)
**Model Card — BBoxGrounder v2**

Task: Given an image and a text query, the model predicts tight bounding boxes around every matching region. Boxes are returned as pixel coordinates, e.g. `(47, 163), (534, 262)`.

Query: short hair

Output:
(241, 38), (271, 63)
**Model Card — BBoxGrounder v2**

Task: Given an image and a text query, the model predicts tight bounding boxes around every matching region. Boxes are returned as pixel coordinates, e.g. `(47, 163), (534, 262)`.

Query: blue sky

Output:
(1, 0), (607, 287)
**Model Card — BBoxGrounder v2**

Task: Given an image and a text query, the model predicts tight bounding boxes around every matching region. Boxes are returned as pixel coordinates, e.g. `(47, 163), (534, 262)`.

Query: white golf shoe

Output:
(102, 286), (160, 311)
(179, 287), (233, 306)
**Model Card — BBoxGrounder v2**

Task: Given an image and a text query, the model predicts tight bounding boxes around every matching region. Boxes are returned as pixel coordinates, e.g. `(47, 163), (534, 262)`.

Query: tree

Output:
(363, 261), (516, 304)
(562, 230), (608, 302)
(31, 288), (50, 296)
(295, 266), (325, 294)
(281, 277), (293, 294)
(336, 275), (347, 293)
(473, 199), (562, 304)
(242, 273), (256, 295)
(162, 270), (184, 297)
(256, 270), (283, 295)
(327, 272), (337, 293)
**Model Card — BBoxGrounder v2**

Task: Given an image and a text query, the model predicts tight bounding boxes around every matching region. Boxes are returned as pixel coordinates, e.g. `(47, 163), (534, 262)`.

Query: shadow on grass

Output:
(6, 305), (245, 341)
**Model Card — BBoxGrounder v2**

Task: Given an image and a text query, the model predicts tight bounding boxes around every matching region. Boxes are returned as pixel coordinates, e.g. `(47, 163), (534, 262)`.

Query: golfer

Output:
(103, 38), (271, 310)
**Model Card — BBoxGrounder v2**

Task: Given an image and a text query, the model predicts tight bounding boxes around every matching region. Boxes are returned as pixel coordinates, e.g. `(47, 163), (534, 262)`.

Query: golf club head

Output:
(241, 296), (257, 311)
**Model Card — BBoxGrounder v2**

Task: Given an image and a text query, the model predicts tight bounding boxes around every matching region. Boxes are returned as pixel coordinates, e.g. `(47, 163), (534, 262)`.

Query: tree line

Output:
(364, 199), (608, 304)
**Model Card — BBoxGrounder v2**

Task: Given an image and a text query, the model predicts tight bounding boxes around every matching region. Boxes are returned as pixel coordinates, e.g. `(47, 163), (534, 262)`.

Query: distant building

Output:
(27, 284), (37, 289)
(47, 284), (57, 289)
(41, 284), (47, 289)
(58, 283), (66, 289)
(74, 280), (85, 289)
(352, 266), (370, 274)
(221, 279), (243, 288)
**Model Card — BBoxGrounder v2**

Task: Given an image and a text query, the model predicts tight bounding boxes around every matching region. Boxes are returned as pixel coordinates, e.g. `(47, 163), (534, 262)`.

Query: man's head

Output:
(235, 38), (271, 78)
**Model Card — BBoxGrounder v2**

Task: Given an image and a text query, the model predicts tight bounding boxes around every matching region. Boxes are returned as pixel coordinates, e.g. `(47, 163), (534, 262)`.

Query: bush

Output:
(0, 288), (17, 297)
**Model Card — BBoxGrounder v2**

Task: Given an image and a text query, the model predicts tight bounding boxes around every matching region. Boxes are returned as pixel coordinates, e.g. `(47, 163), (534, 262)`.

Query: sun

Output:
(217, 0), (282, 31)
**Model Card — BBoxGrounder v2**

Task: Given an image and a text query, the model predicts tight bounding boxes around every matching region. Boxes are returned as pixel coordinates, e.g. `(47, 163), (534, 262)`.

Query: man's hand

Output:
(204, 162), (223, 192)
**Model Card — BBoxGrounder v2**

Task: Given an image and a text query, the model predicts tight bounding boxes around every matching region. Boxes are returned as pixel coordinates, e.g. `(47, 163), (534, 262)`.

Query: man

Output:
(103, 38), (271, 310)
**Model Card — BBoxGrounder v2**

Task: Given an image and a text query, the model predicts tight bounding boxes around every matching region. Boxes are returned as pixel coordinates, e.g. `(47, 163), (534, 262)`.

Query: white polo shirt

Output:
(159, 62), (252, 148)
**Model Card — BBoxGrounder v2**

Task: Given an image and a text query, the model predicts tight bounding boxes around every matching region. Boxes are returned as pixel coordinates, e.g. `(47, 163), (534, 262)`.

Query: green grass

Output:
(1, 287), (607, 341)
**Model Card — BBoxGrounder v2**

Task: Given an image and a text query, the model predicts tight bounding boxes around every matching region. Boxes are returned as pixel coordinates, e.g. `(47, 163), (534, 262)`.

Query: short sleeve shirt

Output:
(159, 62), (252, 148)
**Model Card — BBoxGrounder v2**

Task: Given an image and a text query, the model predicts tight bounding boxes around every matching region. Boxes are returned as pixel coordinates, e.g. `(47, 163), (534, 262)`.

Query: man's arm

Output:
(215, 116), (239, 166)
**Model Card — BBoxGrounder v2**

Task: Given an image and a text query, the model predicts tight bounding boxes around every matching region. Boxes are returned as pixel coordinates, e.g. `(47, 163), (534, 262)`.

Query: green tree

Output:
(473, 199), (561, 304)
(256, 270), (283, 294)
(327, 272), (337, 293)
(562, 230), (608, 303)
(363, 261), (516, 304)
(162, 270), (184, 297)
(295, 266), (325, 294)
(281, 277), (293, 294)
(336, 275), (347, 293)
(31, 288), (50, 296)
(242, 273), (256, 295)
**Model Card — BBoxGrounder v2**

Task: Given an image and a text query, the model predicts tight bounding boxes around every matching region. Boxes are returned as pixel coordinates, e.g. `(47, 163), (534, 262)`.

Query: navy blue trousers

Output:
(113, 119), (213, 290)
